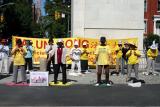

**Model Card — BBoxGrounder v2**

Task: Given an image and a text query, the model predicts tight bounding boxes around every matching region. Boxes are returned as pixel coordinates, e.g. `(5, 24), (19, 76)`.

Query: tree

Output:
(44, 0), (71, 38)
(0, 2), (15, 37)
(3, 0), (33, 37)
(144, 33), (160, 51)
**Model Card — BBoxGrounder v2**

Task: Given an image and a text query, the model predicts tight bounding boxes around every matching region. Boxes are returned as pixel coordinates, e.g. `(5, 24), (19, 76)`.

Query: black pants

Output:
(25, 58), (33, 70)
(54, 63), (67, 84)
(97, 65), (109, 83)
(81, 60), (88, 72)
(47, 55), (54, 72)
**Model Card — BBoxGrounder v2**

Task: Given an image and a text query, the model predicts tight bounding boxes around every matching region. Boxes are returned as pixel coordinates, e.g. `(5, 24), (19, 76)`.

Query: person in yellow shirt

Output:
(114, 41), (123, 75)
(80, 42), (90, 73)
(94, 37), (112, 86)
(146, 41), (159, 75)
(11, 39), (27, 84)
(126, 42), (141, 82)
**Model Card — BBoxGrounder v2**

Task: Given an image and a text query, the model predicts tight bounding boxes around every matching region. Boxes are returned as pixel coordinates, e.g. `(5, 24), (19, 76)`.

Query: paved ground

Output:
(0, 63), (160, 106)
(0, 68), (160, 85)
(0, 84), (160, 106)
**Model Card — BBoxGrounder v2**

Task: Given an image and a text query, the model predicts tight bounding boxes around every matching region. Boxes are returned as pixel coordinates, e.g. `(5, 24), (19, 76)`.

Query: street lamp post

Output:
(67, 5), (70, 37)
(0, 3), (15, 8)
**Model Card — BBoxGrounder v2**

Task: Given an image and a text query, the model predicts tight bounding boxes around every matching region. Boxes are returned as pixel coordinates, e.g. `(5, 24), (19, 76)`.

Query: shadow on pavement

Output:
(0, 75), (11, 80)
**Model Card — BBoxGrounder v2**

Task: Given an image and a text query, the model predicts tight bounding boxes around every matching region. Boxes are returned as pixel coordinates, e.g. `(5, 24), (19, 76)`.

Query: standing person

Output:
(0, 39), (9, 74)
(45, 38), (56, 73)
(80, 42), (90, 73)
(69, 41), (82, 76)
(24, 40), (34, 72)
(29, 40), (35, 67)
(11, 39), (27, 84)
(126, 42), (141, 82)
(145, 41), (159, 75)
(94, 37), (112, 86)
(48, 39), (67, 84)
(114, 41), (123, 76)
(121, 42), (130, 75)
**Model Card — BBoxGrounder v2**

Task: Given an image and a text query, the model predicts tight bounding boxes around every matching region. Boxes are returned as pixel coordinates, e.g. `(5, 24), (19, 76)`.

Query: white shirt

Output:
(45, 44), (57, 54)
(70, 48), (82, 61)
(0, 45), (9, 58)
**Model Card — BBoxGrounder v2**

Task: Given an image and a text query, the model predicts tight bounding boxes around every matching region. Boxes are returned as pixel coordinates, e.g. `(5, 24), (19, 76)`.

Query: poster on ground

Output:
(30, 72), (49, 86)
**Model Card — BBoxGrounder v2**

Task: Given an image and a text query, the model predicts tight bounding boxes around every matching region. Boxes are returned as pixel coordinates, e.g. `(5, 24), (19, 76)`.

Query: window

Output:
(156, 20), (160, 28)
(158, 0), (160, 11)
(144, 20), (147, 33)
(144, 0), (147, 12)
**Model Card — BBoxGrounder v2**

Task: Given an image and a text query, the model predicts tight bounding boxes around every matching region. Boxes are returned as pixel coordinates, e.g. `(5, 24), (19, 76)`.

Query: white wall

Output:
(72, 0), (144, 50)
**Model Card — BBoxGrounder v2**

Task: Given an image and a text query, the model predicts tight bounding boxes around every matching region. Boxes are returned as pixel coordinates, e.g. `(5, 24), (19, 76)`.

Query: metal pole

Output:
(67, 14), (70, 37)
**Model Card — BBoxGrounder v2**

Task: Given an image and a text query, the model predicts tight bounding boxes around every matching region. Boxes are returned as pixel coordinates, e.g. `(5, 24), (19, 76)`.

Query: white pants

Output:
(0, 58), (9, 74)
(71, 60), (81, 73)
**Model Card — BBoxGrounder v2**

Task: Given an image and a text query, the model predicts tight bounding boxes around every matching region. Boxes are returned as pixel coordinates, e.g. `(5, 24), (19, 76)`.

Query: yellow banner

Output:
(12, 36), (138, 65)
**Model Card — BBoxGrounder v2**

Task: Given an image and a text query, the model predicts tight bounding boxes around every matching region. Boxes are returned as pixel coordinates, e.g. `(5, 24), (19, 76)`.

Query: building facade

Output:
(32, 0), (43, 23)
(144, 0), (160, 36)
(72, 0), (144, 50)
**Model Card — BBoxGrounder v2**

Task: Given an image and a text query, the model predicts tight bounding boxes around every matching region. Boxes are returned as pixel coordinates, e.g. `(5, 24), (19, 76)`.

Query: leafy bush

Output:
(144, 33), (160, 51)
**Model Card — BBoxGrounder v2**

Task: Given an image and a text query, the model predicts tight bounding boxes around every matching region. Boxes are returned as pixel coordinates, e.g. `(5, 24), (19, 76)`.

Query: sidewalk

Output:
(0, 69), (160, 85)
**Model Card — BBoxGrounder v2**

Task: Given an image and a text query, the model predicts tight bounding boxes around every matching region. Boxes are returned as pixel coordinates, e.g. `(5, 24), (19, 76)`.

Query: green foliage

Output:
(3, 0), (33, 37)
(144, 33), (160, 50)
(44, 0), (71, 38)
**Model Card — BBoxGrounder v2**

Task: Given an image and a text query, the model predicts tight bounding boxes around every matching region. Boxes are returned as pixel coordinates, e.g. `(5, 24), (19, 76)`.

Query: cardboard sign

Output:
(30, 72), (49, 86)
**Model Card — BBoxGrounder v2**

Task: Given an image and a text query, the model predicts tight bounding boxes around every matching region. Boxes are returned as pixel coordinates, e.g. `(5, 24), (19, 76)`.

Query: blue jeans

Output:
(121, 58), (128, 74)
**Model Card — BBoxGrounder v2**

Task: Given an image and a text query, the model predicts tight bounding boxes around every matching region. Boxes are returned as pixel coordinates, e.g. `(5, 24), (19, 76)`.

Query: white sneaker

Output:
(68, 72), (74, 76)
(153, 73), (159, 76)
(77, 72), (82, 76)
(85, 70), (91, 74)
(94, 83), (100, 87)
(143, 72), (149, 75)
(74, 73), (79, 76)
(69, 72), (79, 76)
(106, 83), (112, 87)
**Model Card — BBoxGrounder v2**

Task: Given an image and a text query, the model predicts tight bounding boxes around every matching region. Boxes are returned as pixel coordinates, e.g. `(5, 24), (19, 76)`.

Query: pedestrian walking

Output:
(126, 42), (141, 82)
(0, 39), (9, 74)
(11, 39), (27, 84)
(69, 41), (82, 76)
(94, 37), (112, 86)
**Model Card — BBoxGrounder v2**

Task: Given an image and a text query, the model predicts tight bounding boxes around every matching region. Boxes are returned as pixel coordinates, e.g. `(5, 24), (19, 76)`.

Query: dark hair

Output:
(100, 37), (106, 42)
(48, 38), (53, 43)
(16, 39), (22, 46)
(100, 37), (106, 45)
(26, 40), (30, 44)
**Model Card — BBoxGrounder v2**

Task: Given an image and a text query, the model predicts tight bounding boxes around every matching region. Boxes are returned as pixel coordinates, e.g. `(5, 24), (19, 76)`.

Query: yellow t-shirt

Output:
(81, 48), (89, 60)
(115, 45), (122, 59)
(12, 47), (26, 65)
(147, 49), (158, 60)
(126, 49), (141, 64)
(95, 45), (111, 65)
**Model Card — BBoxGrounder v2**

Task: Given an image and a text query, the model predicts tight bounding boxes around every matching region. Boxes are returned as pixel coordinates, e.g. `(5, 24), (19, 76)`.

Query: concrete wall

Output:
(72, 0), (144, 50)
